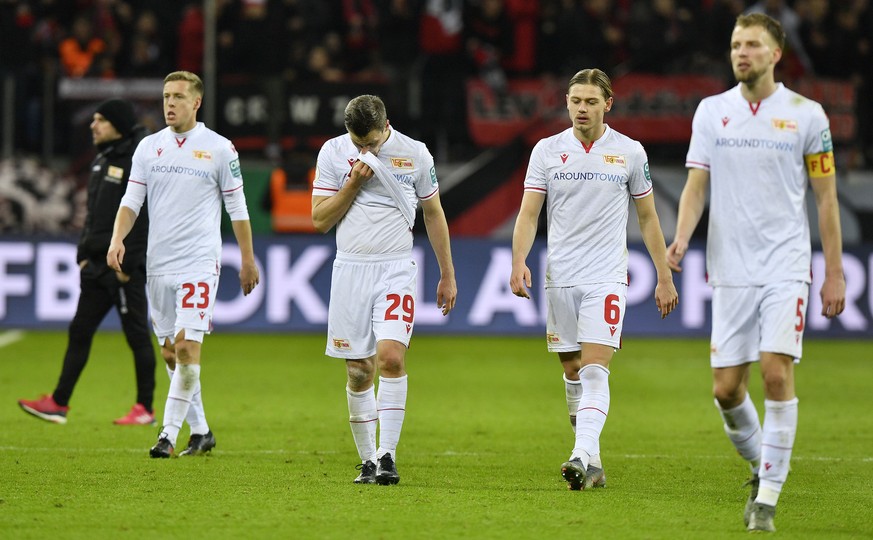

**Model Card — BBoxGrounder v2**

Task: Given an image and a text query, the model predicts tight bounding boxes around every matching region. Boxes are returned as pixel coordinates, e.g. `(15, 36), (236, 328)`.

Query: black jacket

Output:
(77, 125), (149, 280)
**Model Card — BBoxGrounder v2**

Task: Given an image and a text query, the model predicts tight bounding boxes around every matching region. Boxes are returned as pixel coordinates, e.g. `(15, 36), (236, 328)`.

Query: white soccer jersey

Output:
(525, 125), (652, 287)
(312, 128), (439, 255)
(686, 83), (831, 286)
(121, 122), (249, 276)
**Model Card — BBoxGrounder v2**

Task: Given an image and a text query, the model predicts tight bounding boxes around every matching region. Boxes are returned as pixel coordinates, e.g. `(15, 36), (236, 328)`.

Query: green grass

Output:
(1, 332), (871, 539)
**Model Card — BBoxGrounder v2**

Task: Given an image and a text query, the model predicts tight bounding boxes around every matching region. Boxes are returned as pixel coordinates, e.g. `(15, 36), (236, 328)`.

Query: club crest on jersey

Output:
(333, 338), (351, 350)
(391, 157), (414, 169)
(771, 118), (798, 132)
(193, 150), (213, 160)
(107, 166), (124, 180)
(602, 154), (626, 166)
(560, 153), (569, 163)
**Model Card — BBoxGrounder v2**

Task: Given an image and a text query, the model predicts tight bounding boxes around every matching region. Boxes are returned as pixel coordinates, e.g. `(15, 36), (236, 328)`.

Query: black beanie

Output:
(95, 99), (137, 136)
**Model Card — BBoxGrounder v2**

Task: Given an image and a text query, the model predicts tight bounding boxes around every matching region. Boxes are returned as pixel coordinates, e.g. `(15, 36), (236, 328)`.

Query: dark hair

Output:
(344, 95), (387, 138)
(735, 13), (786, 50)
(568, 68), (613, 101)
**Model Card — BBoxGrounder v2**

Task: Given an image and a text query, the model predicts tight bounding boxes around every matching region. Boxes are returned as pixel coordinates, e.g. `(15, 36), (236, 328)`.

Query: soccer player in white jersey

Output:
(510, 69), (678, 491)
(312, 95), (457, 485)
(667, 14), (845, 532)
(107, 71), (260, 458)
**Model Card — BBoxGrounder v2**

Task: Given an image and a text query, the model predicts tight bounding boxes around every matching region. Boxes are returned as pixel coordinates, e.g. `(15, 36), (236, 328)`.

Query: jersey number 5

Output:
(385, 293), (414, 323)
(182, 282), (211, 309)
(795, 297), (805, 332)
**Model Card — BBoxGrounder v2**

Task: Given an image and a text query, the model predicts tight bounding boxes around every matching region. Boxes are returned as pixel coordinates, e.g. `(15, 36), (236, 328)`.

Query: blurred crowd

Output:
(0, 0), (871, 233)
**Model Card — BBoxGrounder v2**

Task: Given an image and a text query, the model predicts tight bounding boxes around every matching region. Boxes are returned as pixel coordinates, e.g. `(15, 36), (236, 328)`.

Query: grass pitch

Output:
(1, 331), (871, 539)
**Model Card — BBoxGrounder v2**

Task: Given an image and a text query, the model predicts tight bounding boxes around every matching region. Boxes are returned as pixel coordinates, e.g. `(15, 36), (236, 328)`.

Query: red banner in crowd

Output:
(467, 75), (856, 146)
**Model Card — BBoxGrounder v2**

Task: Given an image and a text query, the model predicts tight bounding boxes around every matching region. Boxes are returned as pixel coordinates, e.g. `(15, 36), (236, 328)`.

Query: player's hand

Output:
(436, 275), (457, 316)
(348, 159), (374, 187)
(510, 264), (532, 299)
(239, 260), (260, 296)
(666, 239), (687, 272)
(654, 278), (678, 319)
(115, 271), (130, 283)
(820, 274), (846, 319)
(107, 241), (125, 272)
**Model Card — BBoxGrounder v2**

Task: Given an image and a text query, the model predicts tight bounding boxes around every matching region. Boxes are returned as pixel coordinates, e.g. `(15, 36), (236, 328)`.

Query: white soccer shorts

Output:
(325, 253), (417, 359)
(147, 272), (219, 344)
(710, 281), (810, 367)
(545, 282), (627, 352)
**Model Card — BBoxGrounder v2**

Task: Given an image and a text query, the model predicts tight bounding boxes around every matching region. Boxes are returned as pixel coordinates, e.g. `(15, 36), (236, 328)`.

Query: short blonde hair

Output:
(164, 71), (204, 97)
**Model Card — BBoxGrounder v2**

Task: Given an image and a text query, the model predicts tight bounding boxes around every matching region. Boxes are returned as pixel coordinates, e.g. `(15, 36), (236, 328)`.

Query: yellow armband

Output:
(805, 151), (835, 178)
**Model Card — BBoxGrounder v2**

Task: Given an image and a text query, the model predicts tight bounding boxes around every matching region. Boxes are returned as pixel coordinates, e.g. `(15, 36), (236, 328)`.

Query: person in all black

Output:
(18, 99), (157, 425)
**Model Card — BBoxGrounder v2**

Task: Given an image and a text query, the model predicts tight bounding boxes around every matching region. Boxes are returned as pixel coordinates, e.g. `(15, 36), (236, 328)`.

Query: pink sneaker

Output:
(114, 403), (156, 426)
(18, 394), (70, 424)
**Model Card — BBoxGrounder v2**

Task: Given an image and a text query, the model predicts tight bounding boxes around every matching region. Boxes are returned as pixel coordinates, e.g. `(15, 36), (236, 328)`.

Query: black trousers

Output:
(52, 272), (156, 410)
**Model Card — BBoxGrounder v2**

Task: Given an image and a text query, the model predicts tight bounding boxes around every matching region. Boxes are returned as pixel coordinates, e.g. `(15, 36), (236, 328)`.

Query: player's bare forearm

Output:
(231, 219), (260, 295)
(510, 192), (544, 298)
(635, 195), (678, 318)
(811, 175), (845, 317)
(422, 198), (457, 314)
(311, 161), (372, 232)
(668, 169), (708, 272)
(107, 206), (137, 271)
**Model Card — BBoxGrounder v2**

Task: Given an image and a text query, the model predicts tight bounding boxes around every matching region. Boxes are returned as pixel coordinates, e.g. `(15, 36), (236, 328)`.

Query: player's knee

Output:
(712, 382), (745, 408)
(346, 360), (375, 389)
(378, 354), (405, 377)
(761, 369), (790, 396)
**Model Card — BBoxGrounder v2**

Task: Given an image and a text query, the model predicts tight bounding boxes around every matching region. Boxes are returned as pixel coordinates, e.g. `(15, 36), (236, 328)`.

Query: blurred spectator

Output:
(540, 0), (627, 77)
(58, 15), (109, 78)
(176, 1), (204, 73)
(627, 0), (697, 74)
(341, 0), (379, 76)
(418, 0), (468, 160)
(121, 10), (169, 77)
(464, 0), (514, 93)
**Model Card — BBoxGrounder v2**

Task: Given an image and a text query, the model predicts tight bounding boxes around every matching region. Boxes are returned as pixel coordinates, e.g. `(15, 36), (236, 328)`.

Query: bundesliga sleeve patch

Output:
(805, 151), (835, 178)
(229, 158), (242, 178)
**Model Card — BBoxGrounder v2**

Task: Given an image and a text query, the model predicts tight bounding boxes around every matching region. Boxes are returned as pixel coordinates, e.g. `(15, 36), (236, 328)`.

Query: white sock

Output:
(571, 364), (610, 466)
(376, 375), (407, 460)
(160, 364), (200, 447)
(564, 374), (582, 432)
(166, 366), (209, 435)
(715, 393), (762, 472)
(589, 454), (602, 468)
(347, 386), (378, 463)
(757, 398), (798, 506)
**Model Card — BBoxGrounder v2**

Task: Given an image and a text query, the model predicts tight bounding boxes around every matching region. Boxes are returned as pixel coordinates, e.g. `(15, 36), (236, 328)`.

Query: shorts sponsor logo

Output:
(547, 332), (560, 344)
(230, 158), (242, 178)
(771, 118), (798, 132)
(333, 338), (351, 350)
(193, 150), (213, 160)
(391, 157), (414, 169)
(603, 154), (626, 166)
(609, 325), (617, 336)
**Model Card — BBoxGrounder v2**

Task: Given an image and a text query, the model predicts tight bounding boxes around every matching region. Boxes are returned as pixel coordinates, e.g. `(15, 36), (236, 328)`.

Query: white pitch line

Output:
(0, 446), (869, 462)
(0, 330), (24, 348)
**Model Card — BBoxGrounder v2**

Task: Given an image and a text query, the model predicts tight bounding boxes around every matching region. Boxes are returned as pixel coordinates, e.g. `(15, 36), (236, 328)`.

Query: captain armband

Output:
(804, 151), (835, 178)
